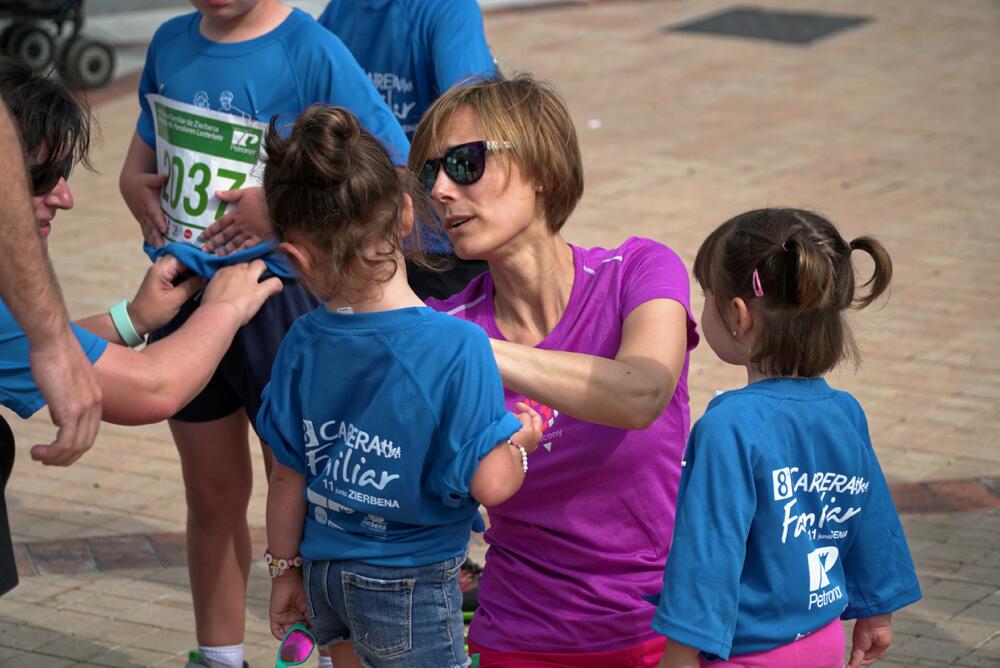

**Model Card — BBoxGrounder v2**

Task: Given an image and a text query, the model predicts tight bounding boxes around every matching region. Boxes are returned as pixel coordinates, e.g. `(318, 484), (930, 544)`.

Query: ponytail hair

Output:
(263, 105), (432, 301)
(693, 208), (893, 377)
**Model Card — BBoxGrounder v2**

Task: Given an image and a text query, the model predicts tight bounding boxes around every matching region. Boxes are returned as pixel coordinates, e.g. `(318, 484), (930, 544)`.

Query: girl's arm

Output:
(659, 640), (701, 668)
(470, 403), (542, 507)
(119, 132), (168, 247)
(491, 298), (689, 429)
(91, 261), (282, 425)
(848, 614), (893, 668)
(267, 459), (308, 639)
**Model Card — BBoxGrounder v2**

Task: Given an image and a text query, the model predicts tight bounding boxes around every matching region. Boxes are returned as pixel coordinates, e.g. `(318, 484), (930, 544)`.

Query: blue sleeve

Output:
(651, 411), (757, 660)
(426, 0), (496, 91)
(425, 328), (521, 508)
(0, 308), (106, 419)
(296, 28), (410, 165)
(256, 342), (305, 472)
(840, 406), (922, 618)
(136, 23), (167, 148)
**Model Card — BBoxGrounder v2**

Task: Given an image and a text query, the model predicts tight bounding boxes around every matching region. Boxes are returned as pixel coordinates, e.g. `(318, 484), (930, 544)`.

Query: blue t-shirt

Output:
(318, 0), (496, 140)
(0, 301), (107, 419)
(651, 378), (921, 660)
(136, 8), (411, 277)
(257, 306), (521, 568)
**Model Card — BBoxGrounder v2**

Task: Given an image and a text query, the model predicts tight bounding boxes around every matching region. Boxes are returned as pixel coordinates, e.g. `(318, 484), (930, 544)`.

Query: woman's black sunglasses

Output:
(420, 140), (510, 191)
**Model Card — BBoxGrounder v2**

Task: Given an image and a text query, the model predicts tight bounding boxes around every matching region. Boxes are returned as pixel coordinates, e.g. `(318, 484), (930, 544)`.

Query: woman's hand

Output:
(510, 401), (543, 454)
(201, 259), (283, 327)
(269, 570), (308, 640)
(200, 186), (270, 255)
(127, 255), (205, 335)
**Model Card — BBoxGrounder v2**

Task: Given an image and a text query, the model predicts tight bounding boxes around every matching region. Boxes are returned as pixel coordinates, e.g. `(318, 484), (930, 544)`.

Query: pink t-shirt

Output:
(427, 237), (699, 652)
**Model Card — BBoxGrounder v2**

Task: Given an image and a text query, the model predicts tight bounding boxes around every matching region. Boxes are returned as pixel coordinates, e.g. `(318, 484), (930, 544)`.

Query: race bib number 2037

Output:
(147, 94), (268, 248)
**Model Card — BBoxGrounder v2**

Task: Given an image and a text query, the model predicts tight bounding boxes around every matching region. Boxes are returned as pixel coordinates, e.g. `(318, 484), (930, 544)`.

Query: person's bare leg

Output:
(327, 642), (363, 668)
(173, 412), (253, 647)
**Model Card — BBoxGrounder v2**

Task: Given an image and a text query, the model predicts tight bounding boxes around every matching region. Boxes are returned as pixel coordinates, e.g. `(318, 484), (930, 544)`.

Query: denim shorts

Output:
(304, 554), (469, 668)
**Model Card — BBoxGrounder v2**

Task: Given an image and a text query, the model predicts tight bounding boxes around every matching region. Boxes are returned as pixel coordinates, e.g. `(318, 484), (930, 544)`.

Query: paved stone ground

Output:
(0, 0), (997, 665)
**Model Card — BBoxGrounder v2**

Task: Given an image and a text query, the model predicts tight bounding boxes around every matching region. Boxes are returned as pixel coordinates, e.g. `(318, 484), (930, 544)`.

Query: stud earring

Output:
(731, 330), (738, 337)
(536, 185), (544, 192)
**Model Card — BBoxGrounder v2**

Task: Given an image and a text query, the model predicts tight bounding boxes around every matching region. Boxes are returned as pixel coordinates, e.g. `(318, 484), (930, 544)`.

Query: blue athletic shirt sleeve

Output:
(423, 323), (521, 508)
(256, 318), (313, 472)
(136, 15), (186, 148)
(285, 24), (410, 166)
(425, 0), (497, 90)
(836, 396), (922, 619)
(0, 302), (107, 419)
(651, 403), (758, 659)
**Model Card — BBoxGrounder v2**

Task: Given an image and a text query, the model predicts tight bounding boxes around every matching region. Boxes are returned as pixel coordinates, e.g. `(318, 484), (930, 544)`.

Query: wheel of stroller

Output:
(0, 23), (26, 53)
(60, 37), (115, 89)
(7, 25), (54, 71)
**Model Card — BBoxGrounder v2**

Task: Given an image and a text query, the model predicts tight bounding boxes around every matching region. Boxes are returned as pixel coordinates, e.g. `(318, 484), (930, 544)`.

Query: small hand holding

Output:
(511, 401), (544, 455)
(200, 187), (270, 256)
(269, 572), (308, 640)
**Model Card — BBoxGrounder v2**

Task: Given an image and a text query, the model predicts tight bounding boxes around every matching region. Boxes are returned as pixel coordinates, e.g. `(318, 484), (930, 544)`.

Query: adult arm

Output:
(92, 261), (281, 425)
(0, 101), (102, 466)
(490, 298), (688, 429)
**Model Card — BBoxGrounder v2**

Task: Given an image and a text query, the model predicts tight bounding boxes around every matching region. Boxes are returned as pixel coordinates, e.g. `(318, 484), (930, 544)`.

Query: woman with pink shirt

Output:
(409, 74), (699, 667)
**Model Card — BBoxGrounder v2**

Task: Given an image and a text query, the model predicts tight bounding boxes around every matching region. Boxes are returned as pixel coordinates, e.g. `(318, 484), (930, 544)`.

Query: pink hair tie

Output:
(752, 268), (764, 297)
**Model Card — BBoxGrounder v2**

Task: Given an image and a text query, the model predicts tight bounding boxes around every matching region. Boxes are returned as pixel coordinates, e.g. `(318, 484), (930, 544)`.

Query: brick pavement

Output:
(0, 0), (997, 665)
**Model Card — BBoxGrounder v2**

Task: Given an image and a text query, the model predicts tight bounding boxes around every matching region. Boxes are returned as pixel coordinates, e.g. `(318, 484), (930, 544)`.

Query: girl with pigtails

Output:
(652, 209), (921, 668)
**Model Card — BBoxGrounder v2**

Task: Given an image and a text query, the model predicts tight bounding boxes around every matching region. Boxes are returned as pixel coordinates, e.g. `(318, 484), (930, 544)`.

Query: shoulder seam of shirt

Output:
(374, 332), (442, 426)
(276, 32), (307, 112)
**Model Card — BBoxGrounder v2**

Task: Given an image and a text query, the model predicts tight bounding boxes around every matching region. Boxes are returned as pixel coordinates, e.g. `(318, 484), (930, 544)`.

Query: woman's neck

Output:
(199, 1), (291, 43)
(489, 233), (575, 346)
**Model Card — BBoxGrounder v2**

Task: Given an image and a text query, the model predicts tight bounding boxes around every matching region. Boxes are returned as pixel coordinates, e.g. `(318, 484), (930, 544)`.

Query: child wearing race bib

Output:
(116, 2), (409, 667)
(256, 106), (543, 668)
(652, 209), (922, 668)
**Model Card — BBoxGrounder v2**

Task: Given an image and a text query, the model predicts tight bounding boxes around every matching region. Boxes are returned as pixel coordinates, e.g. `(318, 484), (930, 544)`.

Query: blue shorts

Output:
(149, 281), (320, 428)
(304, 554), (469, 668)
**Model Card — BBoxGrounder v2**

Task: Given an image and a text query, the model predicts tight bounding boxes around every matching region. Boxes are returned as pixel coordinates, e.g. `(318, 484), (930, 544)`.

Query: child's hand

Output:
(269, 571), (309, 640)
(847, 614), (893, 668)
(200, 186), (270, 256)
(122, 172), (168, 247)
(511, 401), (544, 455)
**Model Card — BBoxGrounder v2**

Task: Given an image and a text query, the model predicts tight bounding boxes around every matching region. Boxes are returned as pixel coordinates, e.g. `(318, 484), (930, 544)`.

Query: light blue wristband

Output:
(109, 299), (145, 348)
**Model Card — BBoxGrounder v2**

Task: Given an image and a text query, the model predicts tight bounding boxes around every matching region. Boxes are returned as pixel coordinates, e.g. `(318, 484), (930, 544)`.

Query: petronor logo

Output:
(807, 546), (839, 591)
(231, 130), (259, 149)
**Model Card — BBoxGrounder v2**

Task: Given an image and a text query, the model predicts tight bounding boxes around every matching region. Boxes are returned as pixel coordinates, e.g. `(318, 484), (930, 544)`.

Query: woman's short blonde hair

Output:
(409, 74), (584, 233)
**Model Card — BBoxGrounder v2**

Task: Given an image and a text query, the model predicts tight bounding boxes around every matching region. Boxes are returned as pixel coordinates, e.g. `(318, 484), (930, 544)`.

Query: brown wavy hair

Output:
(694, 208), (893, 377)
(263, 105), (431, 302)
(409, 73), (584, 233)
(0, 55), (93, 195)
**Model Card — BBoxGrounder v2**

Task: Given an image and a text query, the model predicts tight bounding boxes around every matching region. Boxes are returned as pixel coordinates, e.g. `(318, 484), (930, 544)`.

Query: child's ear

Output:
(730, 297), (754, 338)
(279, 240), (313, 277)
(400, 192), (415, 237)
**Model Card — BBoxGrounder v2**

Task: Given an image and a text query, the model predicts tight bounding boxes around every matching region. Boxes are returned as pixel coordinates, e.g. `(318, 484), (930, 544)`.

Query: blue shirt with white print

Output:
(257, 306), (521, 567)
(136, 8), (410, 277)
(318, 0), (496, 140)
(650, 378), (921, 660)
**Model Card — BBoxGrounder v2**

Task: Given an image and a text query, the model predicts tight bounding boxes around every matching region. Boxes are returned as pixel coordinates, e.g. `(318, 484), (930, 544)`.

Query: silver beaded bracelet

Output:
(507, 438), (528, 474)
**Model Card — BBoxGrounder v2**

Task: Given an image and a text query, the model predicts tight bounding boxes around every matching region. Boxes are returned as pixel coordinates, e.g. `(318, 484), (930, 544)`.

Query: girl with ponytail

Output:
(651, 208), (921, 668)
(258, 105), (542, 668)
